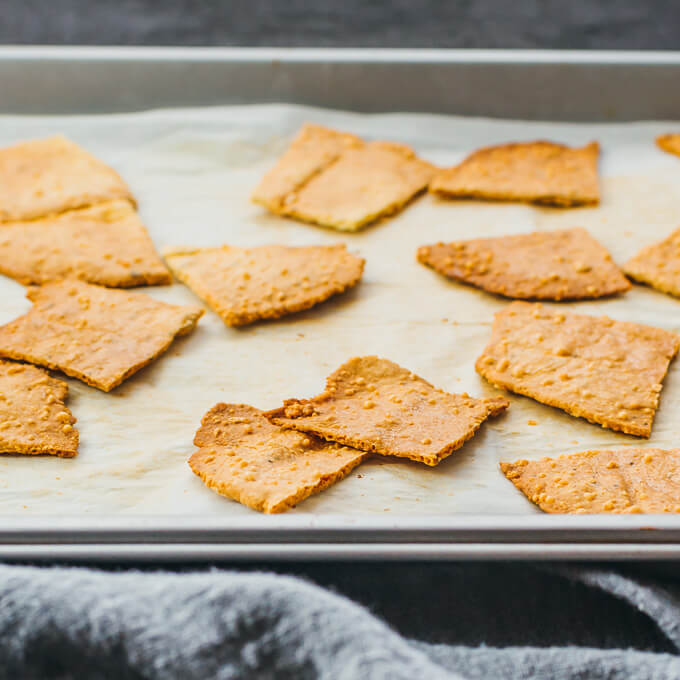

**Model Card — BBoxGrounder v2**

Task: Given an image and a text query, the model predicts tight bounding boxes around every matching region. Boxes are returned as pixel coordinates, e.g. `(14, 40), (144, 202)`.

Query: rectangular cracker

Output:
(430, 140), (600, 207)
(164, 243), (364, 326)
(266, 356), (508, 466)
(657, 134), (680, 158)
(0, 135), (134, 222)
(0, 200), (171, 287)
(623, 228), (680, 298)
(501, 449), (680, 514)
(0, 359), (78, 457)
(476, 302), (680, 437)
(0, 280), (203, 392)
(189, 403), (368, 513)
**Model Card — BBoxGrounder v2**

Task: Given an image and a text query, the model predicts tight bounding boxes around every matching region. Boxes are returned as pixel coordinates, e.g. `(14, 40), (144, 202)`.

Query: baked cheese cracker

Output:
(266, 356), (508, 466)
(417, 228), (630, 300)
(164, 243), (364, 326)
(281, 142), (435, 231)
(189, 403), (367, 513)
(252, 123), (364, 211)
(0, 135), (134, 222)
(0, 280), (203, 392)
(476, 302), (680, 437)
(657, 134), (680, 158)
(430, 141), (600, 207)
(0, 200), (171, 288)
(0, 360), (78, 457)
(623, 228), (680, 298)
(501, 449), (680, 514)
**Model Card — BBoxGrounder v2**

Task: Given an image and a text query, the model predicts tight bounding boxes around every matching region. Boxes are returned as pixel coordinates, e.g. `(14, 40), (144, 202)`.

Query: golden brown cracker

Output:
(430, 140), (600, 207)
(476, 302), (680, 437)
(252, 124), (364, 211)
(0, 200), (171, 287)
(0, 359), (78, 457)
(623, 228), (680, 298)
(417, 228), (630, 300)
(164, 243), (364, 326)
(657, 134), (680, 158)
(501, 448), (680, 514)
(0, 280), (203, 392)
(0, 135), (134, 222)
(280, 142), (435, 231)
(189, 403), (368, 513)
(266, 356), (508, 466)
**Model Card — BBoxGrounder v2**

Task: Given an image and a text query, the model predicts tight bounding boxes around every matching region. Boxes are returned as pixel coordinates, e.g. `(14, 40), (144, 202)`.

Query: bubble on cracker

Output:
(266, 356), (508, 466)
(624, 227), (680, 298)
(657, 134), (680, 158)
(0, 280), (203, 392)
(189, 403), (367, 513)
(476, 302), (680, 437)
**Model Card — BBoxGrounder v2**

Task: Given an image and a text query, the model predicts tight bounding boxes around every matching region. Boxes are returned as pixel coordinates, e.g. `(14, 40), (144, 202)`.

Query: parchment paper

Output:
(1, 104), (680, 518)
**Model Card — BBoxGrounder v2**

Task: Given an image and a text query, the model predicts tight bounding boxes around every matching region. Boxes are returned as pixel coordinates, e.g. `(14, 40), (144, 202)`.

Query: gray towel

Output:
(2, 563), (680, 679)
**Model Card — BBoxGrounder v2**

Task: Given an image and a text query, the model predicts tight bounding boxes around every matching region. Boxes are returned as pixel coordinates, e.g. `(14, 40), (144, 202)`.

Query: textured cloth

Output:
(2, 562), (680, 679)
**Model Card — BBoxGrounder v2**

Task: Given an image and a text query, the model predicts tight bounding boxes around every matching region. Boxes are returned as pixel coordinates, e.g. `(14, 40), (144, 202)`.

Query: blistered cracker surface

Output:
(0, 200), (170, 288)
(0, 280), (203, 392)
(251, 124), (364, 211)
(0, 135), (134, 222)
(501, 448), (680, 514)
(189, 403), (367, 513)
(164, 243), (364, 326)
(657, 134), (680, 158)
(430, 141), (600, 207)
(0, 359), (78, 457)
(418, 228), (630, 300)
(624, 228), (680, 298)
(267, 356), (508, 466)
(476, 302), (680, 437)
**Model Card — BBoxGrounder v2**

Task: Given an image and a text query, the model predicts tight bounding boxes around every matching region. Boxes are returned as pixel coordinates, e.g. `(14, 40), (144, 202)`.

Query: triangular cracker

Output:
(623, 228), (680, 298)
(252, 123), (364, 211)
(0, 359), (78, 457)
(657, 134), (680, 158)
(0, 200), (171, 287)
(0, 135), (134, 222)
(417, 228), (630, 300)
(266, 356), (508, 466)
(164, 243), (364, 326)
(476, 302), (680, 437)
(189, 403), (368, 513)
(0, 280), (203, 391)
(430, 140), (600, 207)
(501, 449), (680, 514)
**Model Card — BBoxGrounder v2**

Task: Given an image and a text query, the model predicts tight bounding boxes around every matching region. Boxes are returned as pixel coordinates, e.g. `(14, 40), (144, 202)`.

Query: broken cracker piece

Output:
(0, 200), (171, 287)
(501, 449), (680, 514)
(0, 359), (78, 457)
(0, 135), (134, 222)
(0, 280), (203, 391)
(189, 403), (367, 513)
(476, 302), (680, 437)
(164, 243), (364, 326)
(266, 356), (508, 466)
(624, 228), (680, 298)
(657, 134), (680, 158)
(430, 140), (600, 207)
(252, 123), (364, 211)
(417, 228), (630, 300)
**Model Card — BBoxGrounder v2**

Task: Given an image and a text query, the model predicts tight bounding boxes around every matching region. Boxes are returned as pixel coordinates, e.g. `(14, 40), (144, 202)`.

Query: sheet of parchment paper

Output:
(1, 104), (680, 518)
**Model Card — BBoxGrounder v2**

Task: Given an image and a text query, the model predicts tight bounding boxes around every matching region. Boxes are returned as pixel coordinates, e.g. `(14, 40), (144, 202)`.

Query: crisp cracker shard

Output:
(430, 140), (600, 207)
(623, 228), (680, 298)
(164, 243), (364, 326)
(0, 135), (134, 222)
(189, 403), (367, 513)
(266, 356), (509, 466)
(0, 200), (171, 288)
(0, 359), (78, 457)
(476, 302), (680, 437)
(657, 134), (680, 158)
(0, 280), (203, 392)
(501, 449), (680, 514)
(417, 228), (630, 300)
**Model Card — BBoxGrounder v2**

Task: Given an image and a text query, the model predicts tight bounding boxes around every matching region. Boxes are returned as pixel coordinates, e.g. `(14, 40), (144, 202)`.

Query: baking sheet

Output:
(1, 104), (680, 520)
